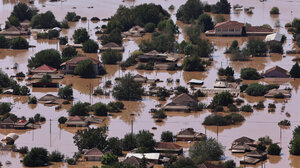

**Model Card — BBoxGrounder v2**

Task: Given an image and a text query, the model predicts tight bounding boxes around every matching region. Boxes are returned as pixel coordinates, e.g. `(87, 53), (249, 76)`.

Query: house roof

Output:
(38, 94), (60, 101)
(177, 128), (197, 136)
(245, 26), (273, 33)
(171, 93), (197, 104)
(155, 142), (183, 150)
(102, 42), (121, 48)
(188, 79), (204, 85)
(126, 153), (160, 160)
(265, 32), (283, 42)
(68, 116), (84, 122)
(198, 162), (224, 168)
(265, 66), (289, 76)
(5, 26), (20, 32)
(1, 117), (17, 124)
(62, 56), (100, 66)
(123, 156), (141, 167)
(31, 64), (57, 73)
(233, 136), (255, 145)
(84, 148), (103, 156)
(215, 21), (244, 29)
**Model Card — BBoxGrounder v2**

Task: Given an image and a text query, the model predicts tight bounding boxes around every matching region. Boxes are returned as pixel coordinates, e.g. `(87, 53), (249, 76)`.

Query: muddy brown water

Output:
(1, 0), (300, 167)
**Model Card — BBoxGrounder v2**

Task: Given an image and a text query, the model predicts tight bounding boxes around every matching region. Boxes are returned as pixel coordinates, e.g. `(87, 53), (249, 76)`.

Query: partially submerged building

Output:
(264, 89), (291, 98)
(84, 148), (104, 161)
(0, 26), (31, 36)
(163, 93), (198, 112)
(60, 56), (102, 75)
(154, 142), (183, 155)
(125, 153), (160, 164)
(122, 25), (145, 37)
(65, 116), (88, 127)
(30, 64), (57, 74)
(263, 66), (289, 78)
(175, 128), (206, 141)
(264, 32), (283, 43)
(100, 42), (124, 51)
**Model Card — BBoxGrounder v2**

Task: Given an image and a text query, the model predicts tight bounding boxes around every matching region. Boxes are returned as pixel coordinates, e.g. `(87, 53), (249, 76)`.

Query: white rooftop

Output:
(126, 153), (160, 160)
(264, 32), (282, 42)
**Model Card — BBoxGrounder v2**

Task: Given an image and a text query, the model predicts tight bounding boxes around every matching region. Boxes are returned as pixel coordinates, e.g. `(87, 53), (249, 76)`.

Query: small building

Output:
(231, 143), (256, 153)
(175, 128), (206, 141)
(240, 156), (260, 165)
(245, 150), (267, 161)
(100, 42), (124, 51)
(163, 93), (198, 112)
(188, 79), (204, 85)
(1, 133), (19, 145)
(31, 64), (57, 74)
(138, 50), (168, 62)
(84, 148), (104, 161)
(65, 116), (88, 127)
(232, 136), (256, 146)
(0, 116), (18, 129)
(123, 156), (154, 168)
(133, 74), (147, 83)
(125, 153), (160, 164)
(263, 66), (289, 78)
(31, 73), (64, 79)
(264, 32), (283, 43)
(214, 81), (228, 88)
(20, 20), (31, 27)
(60, 56), (102, 75)
(122, 25), (145, 37)
(0, 26), (31, 36)
(197, 162), (225, 168)
(245, 26), (274, 36)
(264, 89), (291, 98)
(14, 119), (29, 129)
(154, 142), (183, 155)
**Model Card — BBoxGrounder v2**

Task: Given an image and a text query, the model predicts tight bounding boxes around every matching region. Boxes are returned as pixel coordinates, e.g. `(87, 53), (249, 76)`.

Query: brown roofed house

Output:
(65, 116), (88, 127)
(138, 50), (168, 62)
(133, 74), (147, 83)
(264, 89), (291, 98)
(232, 136), (256, 146)
(154, 142), (183, 155)
(163, 93), (198, 112)
(84, 148), (104, 161)
(0, 116), (18, 129)
(100, 42), (124, 51)
(60, 56), (102, 75)
(245, 26), (274, 36)
(0, 26), (30, 36)
(198, 162), (225, 168)
(263, 66), (289, 78)
(245, 150), (267, 161)
(123, 156), (154, 168)
(31, 64), (57, 74)
(175, 128), (206, 141)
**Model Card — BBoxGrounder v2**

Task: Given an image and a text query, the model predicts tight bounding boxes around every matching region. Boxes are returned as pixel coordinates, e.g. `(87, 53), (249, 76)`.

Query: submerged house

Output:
(65, 116), (88, 127)
(263, 66), (289, 78)
(138, 50), (168, 62)
(154, 142), (183, 155)
(264, 32), (283, 43)
(60, 56), (102, 75)
(133, 74), (147, 83)
(231, 136), (257, 153)
(122, 25), (145, 37)
(175, 128), (206, 141)
(245, 150), (267, 161)
(123, 156), (154, 168)
(197, 162), (224, 168)
(125, 153), (160, 164)
(84, 148), (104, 161)
(205, 21), (274, 36)
(0, 117), (29, 129)
(100, 42), (124, 51)
(264, 89), (291, 98)
(0, 26), (31, 36)
(31, 64), (57, 74)
(163, 93), (198, 112)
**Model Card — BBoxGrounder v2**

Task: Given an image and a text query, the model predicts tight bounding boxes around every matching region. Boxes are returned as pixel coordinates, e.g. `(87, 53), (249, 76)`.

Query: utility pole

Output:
(50, 119), (52, 147)
(131, 119), (133, 134)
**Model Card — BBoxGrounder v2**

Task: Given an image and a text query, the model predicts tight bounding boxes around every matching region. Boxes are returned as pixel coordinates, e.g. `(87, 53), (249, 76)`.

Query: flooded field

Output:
(1, 0), (300, 167)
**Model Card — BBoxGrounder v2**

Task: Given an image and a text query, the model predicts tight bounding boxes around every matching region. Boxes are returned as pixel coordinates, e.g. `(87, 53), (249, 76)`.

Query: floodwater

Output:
(1, 0), (300, 167)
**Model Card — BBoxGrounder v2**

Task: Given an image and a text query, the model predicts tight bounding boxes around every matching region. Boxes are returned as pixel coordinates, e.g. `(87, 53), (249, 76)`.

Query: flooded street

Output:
(1, 0), (300, 167)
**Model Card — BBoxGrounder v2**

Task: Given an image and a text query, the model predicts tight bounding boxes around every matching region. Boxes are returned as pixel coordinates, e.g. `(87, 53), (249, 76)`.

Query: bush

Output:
(91, 17), (100, 22)
(28, 49), (62, 69)
(274, 92), (285, 98)
(268, 143), (281, 155)
(10, 37), (29, 49)
(203, 113), (244, 126)
(0, 102), (12, 115)
(270, 7), (279, 14)
(23, 147), (49, 167)
(278, 119), (291, 126)
(246, 39), (267, 57)
(161, 131), (173, 142)
(59, 36), (68, 45)
(228, 104), (239, 112)
(183, 56), (205, 71)
(189, 138), (224, 164)
(144, 22), (155, 33)
(39, 74), (52, 83)
(28, 96), (37, 104)
(66, 158), (76, 165)
(101, 49), (122, 64)
(213, 106), (224, 112)
(108, 137), (123, 156)
(58, 116), (67, 124)
(211, 0), (231, 14)
(197, 14), (214, 32)
(48, 29), (60, 39)
(58, 85), (73, 100)
(212, 91), (233, 106)
(49, 150), (64, 162)
(30, 11), (60, 29)
(93, 102), (108, 116)
(101, 153), (118, 165)
(0, 35), (10, 48)
(269, 42), (283, 53)
(102, 28), (123, 45)
(65, 12), (77, 21)
(240, 104), (253, 112)
(73, 28), (90, 44)
(113, 73), (144, 100)
(83, 39), (99, 53)
(60, 20), (69, 28)
(254, 101), (265, 109)
(68, 102), (90, 116)
(218, 66), (234, 76)
(257, 143), (267, 151)
(245, 83), (267, 96)
(18, 146), (29, 154)
(240, 68), (260, 80)
(153, 109), (167, 119)
(74, 59), (96, 78)
(194, 90), (206, 97)
(11, 3), (33, 21)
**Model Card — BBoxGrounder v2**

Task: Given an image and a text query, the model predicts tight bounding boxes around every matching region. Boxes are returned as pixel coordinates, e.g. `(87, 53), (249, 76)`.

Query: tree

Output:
(101, 153), (118, 165)
(218, 66), (234, 76)
(269, 42), (283, 53)
(102, 28), (123, 45)
(68, 102), (90, 116)
(83, 39), (99, 53)
(0, 102), (12, 115)
(121, 133), (137, 151)
(268, 143), (281, 155)
(73, 127), (108, 151)
(58, 85), (73, 100)
(183, 56), (205, 71)
(246, 39), (267, 57)
(49, 150), (64, 162)
(215, 15), (226, 23)
(7, 15), (20, 27)
(213, 0), (231, 14)
(93, 102), (108, 116)
(58, 116), (67, 124)
(240, 68), (260, 80)
(197, 14), (214, 32)
(65, 12), (77, 21)
(30, 11), (60, 29)
(10, 37), (29, 49)
(176, 0), (204, 23)
(189, 138), (224, 163)
(101, 49), (122, 64)
(270, 7), (279, 14)
(113, 73), (144, 100)
(11, 3), (33, 21)
(170, 158), (197, 168)
(290, 62), (300, 78)
(74, 59), (96, 78)
(144, 22), (155, 33)
(28, 49), (62, 68)
(212, 91), (233, 106)
(136, 130), (156, 153)
(0, 36), (9, 48)
(108, 137), (123, 156)
(62, 46), (77, 62)
(73, 28), (90, 44)
(39, 74), (52, 83)
(245, 83), (267, 96)
(23, 147), (49, 167)
(161, 131), (173, 142)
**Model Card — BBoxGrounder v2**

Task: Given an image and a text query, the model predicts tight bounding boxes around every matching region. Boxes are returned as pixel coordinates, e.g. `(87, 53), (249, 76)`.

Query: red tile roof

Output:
(171, 93), (197, 104)
(68, 116), (84, 121)
(31, 64), (57, 73)
(215, 21), (244, 29)
(245, 26), (273, 32)
(102, 42), (120, 48)
(64, 56), (100, 65)
(155, 142), (183, 150)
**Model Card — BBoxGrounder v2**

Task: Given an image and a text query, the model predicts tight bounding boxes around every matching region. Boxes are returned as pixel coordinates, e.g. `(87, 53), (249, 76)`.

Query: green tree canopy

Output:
(112, 73), (144, 100)
(68, 101), (90, 116)
(92, 102), (108, 116)
(101, 49), (122, 64)
(30, 11), (60, 29)
(0, 36), (9, 48)
(212, 91), (233, 106)
(246, 39), (267, 57)
(83, 39), (99, 53)
(290, 62), (300, 78)
(176, 0), (204, 23)
(73, 28), (90, 44)
(62, 46), (77, 62)
(74, 59), (96, 78)
(23, 147), (49, 167)
(136, 130), (156, 153)
(121, 133), (137, 151)
(28, 49), (62, 68)
(58, 85), (73, 100)
(197, 14), (214, 32)
(108, 137), (123, 156)
(10, 37), (29, 49)
(240, 67), (260, 80)
(11, 3), (33, 22)
(161, 131), (174, 142)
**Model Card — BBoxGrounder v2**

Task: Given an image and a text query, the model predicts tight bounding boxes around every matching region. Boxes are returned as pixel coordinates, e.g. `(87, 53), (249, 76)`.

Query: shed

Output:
(65, 116), (88, 127)
(84, 148), (104, 161)
(175, 128), (206, 141)
(188, 79), (204, 85)
(264, 32), (283, 43)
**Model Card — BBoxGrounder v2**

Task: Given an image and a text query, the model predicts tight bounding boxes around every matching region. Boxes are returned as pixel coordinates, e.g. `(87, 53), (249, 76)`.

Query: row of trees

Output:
(0, 36), (29, 49)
